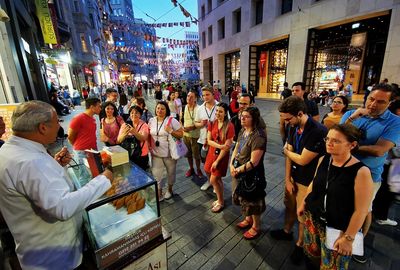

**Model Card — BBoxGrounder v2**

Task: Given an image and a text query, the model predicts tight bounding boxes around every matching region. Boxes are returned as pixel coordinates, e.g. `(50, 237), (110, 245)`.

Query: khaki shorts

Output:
(284, 181), (309, 223)
(369, 181), (382, 212)
(183, 136), (200, 160)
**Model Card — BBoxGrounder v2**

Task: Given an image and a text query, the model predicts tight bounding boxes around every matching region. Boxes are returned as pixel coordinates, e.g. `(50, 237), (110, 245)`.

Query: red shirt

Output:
(70, 113), (97, 150)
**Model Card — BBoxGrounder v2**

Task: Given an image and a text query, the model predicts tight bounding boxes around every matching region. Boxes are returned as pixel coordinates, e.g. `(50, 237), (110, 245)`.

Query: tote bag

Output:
(166, 117), (188, 160)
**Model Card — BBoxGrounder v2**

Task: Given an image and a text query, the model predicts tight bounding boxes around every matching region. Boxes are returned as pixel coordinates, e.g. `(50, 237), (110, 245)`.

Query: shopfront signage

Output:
(96, 218), (162, 269)
(35, 0), (57, 44)
(0, 104), (20, 141)
(84, 67), (93, 76)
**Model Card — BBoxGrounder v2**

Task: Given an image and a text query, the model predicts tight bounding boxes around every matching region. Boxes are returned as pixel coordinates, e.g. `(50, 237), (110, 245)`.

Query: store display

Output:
(268, 48), (287, 93)
(67, 162), (163, 269)
(88, 200), (158, 248)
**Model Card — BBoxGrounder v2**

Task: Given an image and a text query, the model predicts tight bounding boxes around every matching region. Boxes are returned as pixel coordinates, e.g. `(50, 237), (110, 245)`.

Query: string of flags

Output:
(109, 23), (199, 44)
(170, 0), (199, 24)
(131, 21), (196, 28)
(106, 44), (197, 53)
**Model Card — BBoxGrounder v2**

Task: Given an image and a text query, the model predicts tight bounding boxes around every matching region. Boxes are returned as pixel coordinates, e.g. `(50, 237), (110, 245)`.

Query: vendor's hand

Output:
(285, 180), (295, 195)
(333, 235), (353, 256)
(165, 125), (173, 134)
(102, 168), (113, 182)
(54, 147), (72, 167)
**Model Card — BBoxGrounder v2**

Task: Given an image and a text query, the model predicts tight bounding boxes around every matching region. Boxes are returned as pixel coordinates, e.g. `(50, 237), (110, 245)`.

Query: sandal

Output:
(236, 219), (253, 229)
(211, 200), (219, 207)
(243, 227), (260, 240)
(211, 203), (224, 213)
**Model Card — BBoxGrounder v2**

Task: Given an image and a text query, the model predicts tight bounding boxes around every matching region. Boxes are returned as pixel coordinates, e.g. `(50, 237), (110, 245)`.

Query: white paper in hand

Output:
(325, 226), (364, 256)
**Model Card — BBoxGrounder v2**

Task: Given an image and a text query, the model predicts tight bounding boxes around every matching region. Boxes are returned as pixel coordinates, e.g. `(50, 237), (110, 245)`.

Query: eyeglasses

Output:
(240, 115), (252, 119)
(283, 116), (294, 122)
(239, 102), (249, 106)
(323, 137), (344, 144)
(332, 101), (343, 105)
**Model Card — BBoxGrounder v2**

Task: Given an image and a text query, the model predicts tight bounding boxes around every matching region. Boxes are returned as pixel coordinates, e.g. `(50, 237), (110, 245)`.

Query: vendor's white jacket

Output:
(0, 136), (111, 270)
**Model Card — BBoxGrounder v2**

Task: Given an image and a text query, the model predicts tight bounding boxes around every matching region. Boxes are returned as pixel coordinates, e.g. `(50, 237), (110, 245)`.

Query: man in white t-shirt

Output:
(195, 86), (218, 190)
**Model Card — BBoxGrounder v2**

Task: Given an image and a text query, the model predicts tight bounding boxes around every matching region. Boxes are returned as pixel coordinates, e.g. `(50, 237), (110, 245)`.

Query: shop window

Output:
(218, 18), (225, 40)
(202, 31), (206, 48)
(232, 8), (241, 34)
(208, 25), (213, 45)
(281, 0), (293, 14)
(268, 49), (288, 92)
(201, 5), (205, 20)
(252, 0), (263, 26)
(207, 0), (212, 14)
(225, 52), (241, 88)
(73, 0), (79, 12)
(80, 34), (88, 52)
(89, 13), (95, 28)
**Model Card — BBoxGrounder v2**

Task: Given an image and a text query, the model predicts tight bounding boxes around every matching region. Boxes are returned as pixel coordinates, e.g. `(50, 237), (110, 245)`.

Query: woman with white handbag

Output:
(148, 101), (183, 201)
(297, 124), (373, 270)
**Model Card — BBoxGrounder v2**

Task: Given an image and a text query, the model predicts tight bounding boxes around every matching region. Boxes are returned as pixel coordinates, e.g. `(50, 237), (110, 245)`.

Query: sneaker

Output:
(290, 245), (304, 265)
(164, 190), (173, 200)
(270, 229), (293, 241)
(185, 169), (194, 177)
(352, 254), (367, 264)
(376, 219), (398, 226)
(200, 181), (212, 191)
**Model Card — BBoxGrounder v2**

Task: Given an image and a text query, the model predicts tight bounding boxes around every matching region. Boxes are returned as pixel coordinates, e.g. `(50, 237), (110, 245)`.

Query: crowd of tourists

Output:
(0, 79), (400, 270)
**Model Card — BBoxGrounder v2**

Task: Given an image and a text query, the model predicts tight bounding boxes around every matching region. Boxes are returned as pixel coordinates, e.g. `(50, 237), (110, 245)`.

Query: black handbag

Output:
(120, 123), (144, 158)
(233, 159), (266, 200)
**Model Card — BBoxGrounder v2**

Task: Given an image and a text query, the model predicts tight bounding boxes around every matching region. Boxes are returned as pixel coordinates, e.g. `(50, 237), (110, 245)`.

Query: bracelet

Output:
(343, 234), (354, 241)
(249, 161), (254, 168)
(348, 116), (354, 122)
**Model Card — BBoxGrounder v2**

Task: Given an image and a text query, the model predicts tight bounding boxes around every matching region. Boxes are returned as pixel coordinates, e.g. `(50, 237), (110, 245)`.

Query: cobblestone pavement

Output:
(58, 94), (400, 270)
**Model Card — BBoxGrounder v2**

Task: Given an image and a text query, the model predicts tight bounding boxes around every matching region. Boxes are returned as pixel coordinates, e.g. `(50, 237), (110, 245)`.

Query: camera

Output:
(155, 140), (160, 147)
(215, 149), (220, 155)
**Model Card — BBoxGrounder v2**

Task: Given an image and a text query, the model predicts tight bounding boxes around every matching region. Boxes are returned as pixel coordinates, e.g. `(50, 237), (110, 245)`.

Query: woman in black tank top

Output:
(297, 124), (373, 270)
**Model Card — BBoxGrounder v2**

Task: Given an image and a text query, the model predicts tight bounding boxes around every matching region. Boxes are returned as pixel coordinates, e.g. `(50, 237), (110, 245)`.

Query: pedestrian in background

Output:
(321, 96), (349, 129)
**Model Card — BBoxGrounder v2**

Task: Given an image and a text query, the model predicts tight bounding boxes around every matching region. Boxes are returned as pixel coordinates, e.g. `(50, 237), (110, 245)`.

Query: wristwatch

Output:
(343, 234), (354, 241)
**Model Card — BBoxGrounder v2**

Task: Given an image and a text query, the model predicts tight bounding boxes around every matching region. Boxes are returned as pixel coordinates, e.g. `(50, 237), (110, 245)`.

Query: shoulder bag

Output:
(167, 117), (188, 160)
(120, 122), (145, 158)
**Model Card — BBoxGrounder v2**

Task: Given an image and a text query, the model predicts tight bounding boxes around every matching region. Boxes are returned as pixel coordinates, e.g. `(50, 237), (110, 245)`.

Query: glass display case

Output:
(67, 162), (163, 269)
